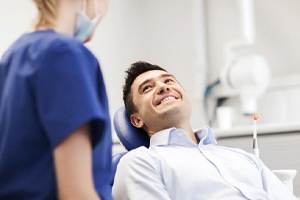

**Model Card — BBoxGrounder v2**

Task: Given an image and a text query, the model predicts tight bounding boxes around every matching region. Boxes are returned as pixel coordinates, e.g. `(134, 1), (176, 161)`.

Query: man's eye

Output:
(165, 79), (173, 83)
(143, 85), (151, 92)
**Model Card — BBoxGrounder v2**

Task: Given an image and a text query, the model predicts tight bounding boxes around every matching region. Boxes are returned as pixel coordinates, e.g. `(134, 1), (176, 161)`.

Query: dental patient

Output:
(112, 61), (297, 200)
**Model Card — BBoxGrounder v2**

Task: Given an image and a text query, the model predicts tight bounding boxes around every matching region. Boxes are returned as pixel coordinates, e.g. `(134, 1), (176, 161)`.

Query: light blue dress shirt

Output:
(112, 127), (296, 200)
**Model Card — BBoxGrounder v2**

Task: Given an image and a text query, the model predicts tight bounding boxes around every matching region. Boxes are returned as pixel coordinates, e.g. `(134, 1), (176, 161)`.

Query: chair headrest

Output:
(113, 106), (150, 151)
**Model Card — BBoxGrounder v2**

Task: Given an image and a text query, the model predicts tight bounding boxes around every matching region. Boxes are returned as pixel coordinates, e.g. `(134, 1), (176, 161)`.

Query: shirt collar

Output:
(195, 126), (217, 145)
(150, 128), (175, 146)
(149, 126), (217, 147)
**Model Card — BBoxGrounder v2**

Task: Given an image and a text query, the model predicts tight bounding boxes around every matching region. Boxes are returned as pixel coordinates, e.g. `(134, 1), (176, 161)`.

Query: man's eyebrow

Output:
(161, 73), (176, 79)
(137, 73), (176, 92)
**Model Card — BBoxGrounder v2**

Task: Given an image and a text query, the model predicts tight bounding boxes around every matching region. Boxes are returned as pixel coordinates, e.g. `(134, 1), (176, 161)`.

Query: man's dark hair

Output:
(123, 61), (167, 116)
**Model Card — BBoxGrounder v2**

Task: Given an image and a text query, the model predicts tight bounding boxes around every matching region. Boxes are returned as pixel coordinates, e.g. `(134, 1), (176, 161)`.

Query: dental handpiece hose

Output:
(253, 115), (259, 157)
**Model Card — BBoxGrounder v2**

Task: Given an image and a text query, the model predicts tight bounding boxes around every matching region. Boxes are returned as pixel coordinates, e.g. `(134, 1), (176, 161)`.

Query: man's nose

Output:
(157, 83), (170, 95)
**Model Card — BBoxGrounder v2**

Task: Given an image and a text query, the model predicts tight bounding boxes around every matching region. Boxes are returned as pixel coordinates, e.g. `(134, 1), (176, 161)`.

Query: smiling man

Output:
(112, 61), (297, 200)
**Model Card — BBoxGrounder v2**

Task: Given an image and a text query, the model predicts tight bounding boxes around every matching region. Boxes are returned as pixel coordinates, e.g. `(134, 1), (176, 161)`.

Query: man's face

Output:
(130, 70), (192, 134)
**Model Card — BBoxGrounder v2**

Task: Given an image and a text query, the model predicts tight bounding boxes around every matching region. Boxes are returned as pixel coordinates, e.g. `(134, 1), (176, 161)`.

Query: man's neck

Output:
(179, 124), (198, 144)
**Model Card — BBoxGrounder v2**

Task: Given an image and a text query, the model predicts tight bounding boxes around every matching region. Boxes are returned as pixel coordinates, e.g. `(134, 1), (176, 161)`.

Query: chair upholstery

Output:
(110, 106), (150, 186)
(110, 151), (127, 186)
(113, 106), (149, 151)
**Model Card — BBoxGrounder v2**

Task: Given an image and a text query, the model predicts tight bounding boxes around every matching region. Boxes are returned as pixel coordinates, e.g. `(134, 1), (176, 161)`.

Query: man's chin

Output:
(159, 106), (182, 117)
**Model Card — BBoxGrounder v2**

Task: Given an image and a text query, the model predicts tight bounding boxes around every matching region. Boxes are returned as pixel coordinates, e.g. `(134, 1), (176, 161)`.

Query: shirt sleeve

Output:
(259, 160), (297, 200)
(112, 147), (171, 200)
(35, 40), (103, 148)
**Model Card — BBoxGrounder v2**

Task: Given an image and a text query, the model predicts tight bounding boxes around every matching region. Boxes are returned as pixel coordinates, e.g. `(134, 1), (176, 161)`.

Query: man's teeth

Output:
(160, 96), (175, 104)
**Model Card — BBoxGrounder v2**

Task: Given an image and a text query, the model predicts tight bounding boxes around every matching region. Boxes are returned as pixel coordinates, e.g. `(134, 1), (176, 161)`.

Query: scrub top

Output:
(0, 30), (112, 200)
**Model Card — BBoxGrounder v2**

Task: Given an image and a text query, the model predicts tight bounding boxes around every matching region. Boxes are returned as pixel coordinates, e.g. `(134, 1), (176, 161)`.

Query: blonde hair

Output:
(33, 0), (58, 29)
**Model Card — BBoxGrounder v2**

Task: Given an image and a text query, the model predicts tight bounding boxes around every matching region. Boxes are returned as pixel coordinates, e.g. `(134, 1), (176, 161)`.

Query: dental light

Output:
(219, 0), (271, 115)
(219, 53), (270, 115)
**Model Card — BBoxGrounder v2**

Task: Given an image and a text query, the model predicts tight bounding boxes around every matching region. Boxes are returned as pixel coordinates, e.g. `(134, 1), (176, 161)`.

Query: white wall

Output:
(206, 0), (300, 80)
(0, 1), (36, 57)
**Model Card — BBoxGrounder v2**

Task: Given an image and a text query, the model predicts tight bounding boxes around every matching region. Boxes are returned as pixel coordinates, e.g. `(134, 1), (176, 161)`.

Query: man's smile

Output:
(156, 95), (179, 105)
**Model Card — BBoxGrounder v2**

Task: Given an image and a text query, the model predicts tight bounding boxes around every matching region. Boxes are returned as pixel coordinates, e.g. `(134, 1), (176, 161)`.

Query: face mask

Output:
(74, 0), (100, 42)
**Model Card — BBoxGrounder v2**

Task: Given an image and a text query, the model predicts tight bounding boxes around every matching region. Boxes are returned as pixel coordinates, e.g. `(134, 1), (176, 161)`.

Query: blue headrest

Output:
(113, 106), (150, 151)
(110, 151), (127, 186)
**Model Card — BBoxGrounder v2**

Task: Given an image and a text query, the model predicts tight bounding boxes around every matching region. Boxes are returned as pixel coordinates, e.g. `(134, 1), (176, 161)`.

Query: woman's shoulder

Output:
(17, 30), (86, 55)
(39, 30), (86, 53)
(30, 30), (97, 63)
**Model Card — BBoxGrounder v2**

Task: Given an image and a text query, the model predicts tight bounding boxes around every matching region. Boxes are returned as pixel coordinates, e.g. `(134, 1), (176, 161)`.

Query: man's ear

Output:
(130, 113), (144, 128)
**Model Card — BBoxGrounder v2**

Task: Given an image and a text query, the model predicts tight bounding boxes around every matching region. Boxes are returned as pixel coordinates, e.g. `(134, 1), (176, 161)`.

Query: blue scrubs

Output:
(0, 30), (112, 200)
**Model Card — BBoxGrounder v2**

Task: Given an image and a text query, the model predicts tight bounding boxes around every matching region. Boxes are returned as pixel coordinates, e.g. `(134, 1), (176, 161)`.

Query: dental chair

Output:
(110, 106), (149, 185)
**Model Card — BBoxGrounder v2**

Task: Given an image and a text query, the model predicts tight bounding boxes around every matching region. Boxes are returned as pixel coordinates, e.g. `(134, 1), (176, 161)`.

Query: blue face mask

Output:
(74, 0), (99, 42)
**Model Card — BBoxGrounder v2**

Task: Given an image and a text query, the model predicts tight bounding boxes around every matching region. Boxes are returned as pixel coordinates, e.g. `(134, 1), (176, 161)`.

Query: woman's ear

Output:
(130, 113), (144, 128)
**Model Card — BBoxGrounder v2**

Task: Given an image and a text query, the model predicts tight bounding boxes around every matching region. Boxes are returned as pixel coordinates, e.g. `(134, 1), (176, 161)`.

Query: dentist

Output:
(0, 0), (112, 199)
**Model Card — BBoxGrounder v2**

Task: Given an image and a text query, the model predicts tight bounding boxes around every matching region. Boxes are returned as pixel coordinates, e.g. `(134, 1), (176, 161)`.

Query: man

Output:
(112, 61), (297, 200)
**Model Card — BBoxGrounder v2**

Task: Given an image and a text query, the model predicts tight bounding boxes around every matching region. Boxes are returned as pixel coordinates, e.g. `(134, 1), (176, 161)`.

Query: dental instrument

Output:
(253, 114), (259, 157)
